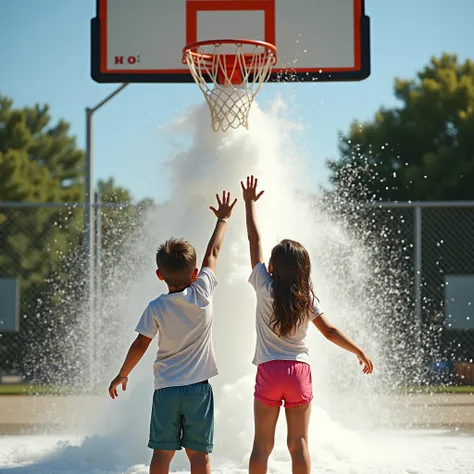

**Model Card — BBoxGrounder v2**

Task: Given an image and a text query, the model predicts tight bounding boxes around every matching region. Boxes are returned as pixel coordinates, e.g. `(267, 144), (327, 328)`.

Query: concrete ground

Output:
(0, 395), (108, 435)
(376, 393), (474, 431)
(0, 393), (473, 435)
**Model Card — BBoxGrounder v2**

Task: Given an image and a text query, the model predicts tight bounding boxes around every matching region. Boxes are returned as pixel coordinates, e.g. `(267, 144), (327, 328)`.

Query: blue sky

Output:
(1, 0), (473, 203)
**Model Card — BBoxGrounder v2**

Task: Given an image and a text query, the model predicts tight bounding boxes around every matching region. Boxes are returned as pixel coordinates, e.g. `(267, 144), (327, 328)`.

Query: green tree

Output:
(328, 54), (474, 201)
(97, 177), (154, 256)
(0, 94), (84, 291)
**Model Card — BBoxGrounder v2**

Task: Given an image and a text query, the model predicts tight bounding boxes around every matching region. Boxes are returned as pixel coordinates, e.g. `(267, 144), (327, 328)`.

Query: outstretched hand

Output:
(241, 175), (265, 202)
(109, 375), (128, 399)
(210, 191), (238, 220)
(357, 352), (374, 375)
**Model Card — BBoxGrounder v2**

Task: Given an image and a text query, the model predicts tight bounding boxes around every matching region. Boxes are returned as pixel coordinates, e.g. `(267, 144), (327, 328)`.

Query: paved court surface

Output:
(379, 393), (474, 431)
(0, 395), (107, 435)
(0, 393), (473, 435)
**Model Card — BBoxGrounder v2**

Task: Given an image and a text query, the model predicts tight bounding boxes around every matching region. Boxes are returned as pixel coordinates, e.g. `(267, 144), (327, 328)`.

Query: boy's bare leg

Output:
(150, 450), (175, 474)
(185, 449), (210, 474)
(285, 403), (311, 474)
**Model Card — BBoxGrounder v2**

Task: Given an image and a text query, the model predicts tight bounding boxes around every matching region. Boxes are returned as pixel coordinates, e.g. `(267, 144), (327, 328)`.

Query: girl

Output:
(241, 175), (373, 474)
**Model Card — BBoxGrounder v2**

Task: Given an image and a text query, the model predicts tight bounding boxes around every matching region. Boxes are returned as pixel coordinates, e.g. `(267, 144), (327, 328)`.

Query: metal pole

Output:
(0, 201), (135, 208)
(414, 206), (423, 358)
(85, 108), (95, 389)
(84, 83), (129, 390)
(364, 200), (474, 208)
(90, 84), (129, 114)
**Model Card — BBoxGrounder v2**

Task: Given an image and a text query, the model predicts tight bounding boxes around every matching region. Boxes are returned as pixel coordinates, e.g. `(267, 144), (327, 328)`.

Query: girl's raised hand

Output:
(241, 175), (265, 202)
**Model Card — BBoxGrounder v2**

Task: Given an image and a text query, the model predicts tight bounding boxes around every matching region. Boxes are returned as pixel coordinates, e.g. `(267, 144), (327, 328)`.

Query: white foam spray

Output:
(81, 97), (390, 469)
(3, 97), (474, 474)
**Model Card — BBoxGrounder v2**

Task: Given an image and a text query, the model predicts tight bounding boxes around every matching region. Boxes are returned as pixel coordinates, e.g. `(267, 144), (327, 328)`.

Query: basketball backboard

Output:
(91, 0), (370, 84)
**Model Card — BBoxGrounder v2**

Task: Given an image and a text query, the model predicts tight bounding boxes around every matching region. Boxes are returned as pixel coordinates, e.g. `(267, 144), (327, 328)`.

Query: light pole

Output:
(84, 83), (129, 389)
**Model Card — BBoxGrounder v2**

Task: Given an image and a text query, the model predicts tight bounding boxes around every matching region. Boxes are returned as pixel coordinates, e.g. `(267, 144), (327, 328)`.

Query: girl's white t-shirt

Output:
(249, 262), (323, 366)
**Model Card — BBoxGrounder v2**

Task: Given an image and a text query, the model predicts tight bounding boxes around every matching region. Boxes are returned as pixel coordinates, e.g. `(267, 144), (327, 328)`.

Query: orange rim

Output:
(182, 38), (277, 66)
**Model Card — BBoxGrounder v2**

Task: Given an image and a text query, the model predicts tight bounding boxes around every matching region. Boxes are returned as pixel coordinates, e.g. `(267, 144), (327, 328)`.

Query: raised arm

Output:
(241, 176), (265, 269)
(202, 190), (237, 273)
(312, 315), (374, 374)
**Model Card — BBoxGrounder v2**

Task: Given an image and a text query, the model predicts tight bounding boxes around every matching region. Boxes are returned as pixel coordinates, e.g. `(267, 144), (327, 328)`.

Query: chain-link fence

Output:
(0, 200), (148, 384)
(0, 203), (83, 380)
(364, 202), (474, 385)
(1, 201), (473, 384)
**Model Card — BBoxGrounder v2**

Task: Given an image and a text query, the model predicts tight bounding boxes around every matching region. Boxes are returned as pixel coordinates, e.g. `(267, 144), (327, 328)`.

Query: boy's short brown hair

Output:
(156, 238), (197, 287)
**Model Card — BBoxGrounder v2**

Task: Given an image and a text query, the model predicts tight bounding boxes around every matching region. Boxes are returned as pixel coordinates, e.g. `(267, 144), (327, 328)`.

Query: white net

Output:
(184, 41), (276, 132)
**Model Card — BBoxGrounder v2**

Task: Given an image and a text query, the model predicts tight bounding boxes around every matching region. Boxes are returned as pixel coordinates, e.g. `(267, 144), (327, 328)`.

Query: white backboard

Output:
(92, 0), (370, 83)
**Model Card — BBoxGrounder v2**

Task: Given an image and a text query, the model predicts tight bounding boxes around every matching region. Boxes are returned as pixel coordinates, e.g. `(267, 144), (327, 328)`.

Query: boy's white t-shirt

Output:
(249, 262), (323, 366)
(135, 267), (219, 390)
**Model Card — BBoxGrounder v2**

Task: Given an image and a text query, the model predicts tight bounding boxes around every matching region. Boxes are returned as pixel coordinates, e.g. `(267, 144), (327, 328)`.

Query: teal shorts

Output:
(148, 381), (214, 453)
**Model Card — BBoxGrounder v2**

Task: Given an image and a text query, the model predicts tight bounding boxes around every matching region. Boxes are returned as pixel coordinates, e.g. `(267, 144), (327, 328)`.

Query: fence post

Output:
(414, 206), (423, 359)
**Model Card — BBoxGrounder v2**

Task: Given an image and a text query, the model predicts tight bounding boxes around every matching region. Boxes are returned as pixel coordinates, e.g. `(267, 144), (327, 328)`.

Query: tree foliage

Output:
(329, 54), (474, 201)
(97, 177), (154, 256)
(0, 96), (83, 203)
(0, 94), (84, 289)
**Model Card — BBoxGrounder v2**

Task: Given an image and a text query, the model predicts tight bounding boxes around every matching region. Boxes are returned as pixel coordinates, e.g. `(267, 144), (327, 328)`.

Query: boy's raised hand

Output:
(203, 191), (237, 272)
(241, 175), (265, 202)
(209, 191), (237, 220)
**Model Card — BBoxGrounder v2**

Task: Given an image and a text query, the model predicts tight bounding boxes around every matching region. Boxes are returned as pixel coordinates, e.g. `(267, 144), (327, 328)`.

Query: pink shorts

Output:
(254, 360), (313, 408)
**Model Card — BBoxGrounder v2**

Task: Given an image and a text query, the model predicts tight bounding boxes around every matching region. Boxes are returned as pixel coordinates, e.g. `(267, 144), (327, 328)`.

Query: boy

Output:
(109, 190), (237, 474)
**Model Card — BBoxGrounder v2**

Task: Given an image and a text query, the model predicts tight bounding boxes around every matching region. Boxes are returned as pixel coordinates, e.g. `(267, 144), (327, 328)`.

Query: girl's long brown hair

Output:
(270, 239), (315, 338)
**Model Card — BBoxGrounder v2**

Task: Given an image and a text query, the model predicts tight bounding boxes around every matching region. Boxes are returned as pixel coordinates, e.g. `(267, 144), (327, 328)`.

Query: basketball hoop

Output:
(183, 39), (277, 132)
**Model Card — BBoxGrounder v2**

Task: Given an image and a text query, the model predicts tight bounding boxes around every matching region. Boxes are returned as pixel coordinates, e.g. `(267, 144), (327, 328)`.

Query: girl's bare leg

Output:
(249, 399), (280, 474)
(285, 403), (311, 474)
